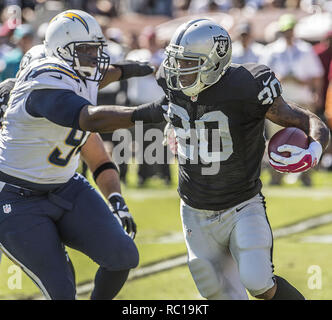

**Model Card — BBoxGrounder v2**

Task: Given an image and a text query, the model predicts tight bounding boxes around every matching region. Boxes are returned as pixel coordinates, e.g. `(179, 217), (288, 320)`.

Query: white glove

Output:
(269, 141), (322, 173)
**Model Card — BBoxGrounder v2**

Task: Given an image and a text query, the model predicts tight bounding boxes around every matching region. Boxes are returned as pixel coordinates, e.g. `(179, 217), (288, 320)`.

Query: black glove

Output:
(108, 192), (137, 239)
(112, 60), (154, 80)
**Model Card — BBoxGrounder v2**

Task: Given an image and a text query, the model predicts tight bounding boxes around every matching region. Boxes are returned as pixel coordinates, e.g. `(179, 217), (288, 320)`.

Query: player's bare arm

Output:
(265, 95), (330, 150)
(99, 61), (154, 90)
(79, 95), (167, 132)
(99, 65), (122, 89)
(266, 96), (330, 172)
(80, 132), (136, 238)
(79, 104), (135, 132)
(80, 132), (121, 196)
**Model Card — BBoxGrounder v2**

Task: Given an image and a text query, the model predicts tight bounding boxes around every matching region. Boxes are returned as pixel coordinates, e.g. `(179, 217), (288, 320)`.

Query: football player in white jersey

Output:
(0, 43), (136, 289)
(0, 10), (152, 300)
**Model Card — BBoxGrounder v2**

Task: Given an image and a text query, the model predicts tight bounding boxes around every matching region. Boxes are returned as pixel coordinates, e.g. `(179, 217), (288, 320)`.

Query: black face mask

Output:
(61, 41), (110, 82)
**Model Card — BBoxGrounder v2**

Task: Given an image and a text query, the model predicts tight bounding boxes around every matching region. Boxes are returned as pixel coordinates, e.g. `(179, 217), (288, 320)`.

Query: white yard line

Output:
(67, 211), (332, 299)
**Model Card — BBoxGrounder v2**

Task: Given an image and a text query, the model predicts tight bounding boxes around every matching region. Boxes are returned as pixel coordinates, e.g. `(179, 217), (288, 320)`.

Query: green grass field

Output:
(1, 164), (332, 300)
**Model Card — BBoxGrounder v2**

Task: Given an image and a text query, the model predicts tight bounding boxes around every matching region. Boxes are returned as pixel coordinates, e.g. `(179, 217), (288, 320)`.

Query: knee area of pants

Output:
(105, 237), (139, 270)
(188, 258), (221, 299)
(123, 238), (139, 268)
(49, 281), (76, 300)
(239, 269), (273, 297)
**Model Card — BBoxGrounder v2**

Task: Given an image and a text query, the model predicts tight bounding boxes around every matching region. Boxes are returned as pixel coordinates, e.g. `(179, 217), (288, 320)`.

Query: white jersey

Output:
(0, 56), (98, 186)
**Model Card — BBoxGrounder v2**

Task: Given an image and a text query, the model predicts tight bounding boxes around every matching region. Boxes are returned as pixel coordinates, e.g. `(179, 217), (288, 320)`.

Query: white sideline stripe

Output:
(32, 211), (332, 300)
(262, 188), (332, 199)
(0, 243), (51, 300)
(272, 212), (332, 238)
(124, 188), (332, 200)
(75, 255), (188, 297)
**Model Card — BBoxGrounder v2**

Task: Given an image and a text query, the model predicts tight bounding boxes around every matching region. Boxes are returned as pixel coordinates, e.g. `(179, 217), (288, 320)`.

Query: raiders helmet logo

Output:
(213, 35), (229, 58)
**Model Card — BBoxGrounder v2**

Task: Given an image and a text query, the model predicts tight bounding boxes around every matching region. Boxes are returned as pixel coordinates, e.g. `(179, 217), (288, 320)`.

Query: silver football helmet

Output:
(163, 19), (232, 97)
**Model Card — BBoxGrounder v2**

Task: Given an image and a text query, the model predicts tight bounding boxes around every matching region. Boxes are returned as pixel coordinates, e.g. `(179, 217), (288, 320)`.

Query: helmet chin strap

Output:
(73, 56), (96, 78)
(182, 65), (227, 98)
(182, 81), (205, 97)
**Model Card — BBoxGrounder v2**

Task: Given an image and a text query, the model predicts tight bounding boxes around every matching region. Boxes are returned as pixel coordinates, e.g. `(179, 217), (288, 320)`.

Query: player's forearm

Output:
(287, 101), (330, 150)
(99, 66), (122, 90)
(80, 132), (122, 197)
(266, 97), (330, 151)
(79, 95), (167, 132)
(79, 105), (135, 132)
(95, 169), (122, 198)
(99, 61), (154, 90)
(131, 95), (168, 124)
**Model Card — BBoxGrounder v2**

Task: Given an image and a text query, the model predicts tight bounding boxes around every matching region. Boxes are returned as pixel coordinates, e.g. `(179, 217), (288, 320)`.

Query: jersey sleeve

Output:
(26, 89), (90, 129)
(244, 63), (283, 119)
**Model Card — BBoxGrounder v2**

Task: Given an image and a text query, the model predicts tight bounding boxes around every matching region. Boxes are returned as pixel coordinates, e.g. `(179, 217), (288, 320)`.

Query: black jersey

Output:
(156, 63), (282, 210)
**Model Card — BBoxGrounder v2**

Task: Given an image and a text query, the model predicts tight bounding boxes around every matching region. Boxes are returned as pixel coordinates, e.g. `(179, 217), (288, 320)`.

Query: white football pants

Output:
(180, 193), (275, 300)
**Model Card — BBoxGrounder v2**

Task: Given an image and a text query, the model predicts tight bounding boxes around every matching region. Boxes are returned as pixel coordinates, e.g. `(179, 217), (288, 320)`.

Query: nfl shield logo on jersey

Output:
(3, 204), (11, 214)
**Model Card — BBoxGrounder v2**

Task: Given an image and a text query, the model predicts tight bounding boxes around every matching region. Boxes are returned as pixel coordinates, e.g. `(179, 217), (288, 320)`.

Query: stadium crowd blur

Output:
(0, 0), (331, 187)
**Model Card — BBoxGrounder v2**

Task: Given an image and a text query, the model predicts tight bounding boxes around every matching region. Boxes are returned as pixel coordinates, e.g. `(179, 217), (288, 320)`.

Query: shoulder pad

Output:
(241, 63), (282, 105)
(15, 57), (80, 92)
(242, 63), (273, 80)
(25, 62), (80, 83)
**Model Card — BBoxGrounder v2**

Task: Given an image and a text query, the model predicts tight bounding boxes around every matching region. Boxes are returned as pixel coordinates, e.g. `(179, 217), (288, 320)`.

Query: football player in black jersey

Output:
(31, 19), (328, 299)
(127, 19), (329, 300)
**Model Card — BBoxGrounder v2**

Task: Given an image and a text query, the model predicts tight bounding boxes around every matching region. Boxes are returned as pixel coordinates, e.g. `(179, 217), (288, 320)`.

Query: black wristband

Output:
(93, 162), (119, 181)
(131, 95), (168, 123)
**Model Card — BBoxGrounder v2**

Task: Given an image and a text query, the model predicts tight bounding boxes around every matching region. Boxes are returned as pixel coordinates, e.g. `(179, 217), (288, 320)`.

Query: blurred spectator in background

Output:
(261, 14), (324, 112)
(188, 0), (264, 12)
(84, 0), (120, 17)
(314, 30), (332, 120)
(260, 14), (324, 186)
(188, 0), (231, 12)
(0, 21), (15, 73)
(97, 26), (130, 183)
(231, 22), (264, 64)
(325, 63), (332, 129)
(263, 0), (287, 8)
(126, 26), (171, 187)
(316, 31), (332, 170)
(0, 23), (33, 81)
(124, 0), (173, 17)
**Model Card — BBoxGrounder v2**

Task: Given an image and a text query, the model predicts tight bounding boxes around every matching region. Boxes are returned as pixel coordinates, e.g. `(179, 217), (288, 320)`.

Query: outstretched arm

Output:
(99, 61), (154, 90)
(79, 95), (168, 132)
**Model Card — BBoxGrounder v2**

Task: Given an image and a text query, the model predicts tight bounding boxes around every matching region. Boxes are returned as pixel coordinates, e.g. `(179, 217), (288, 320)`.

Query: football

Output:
(268, 127), (309, 160)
